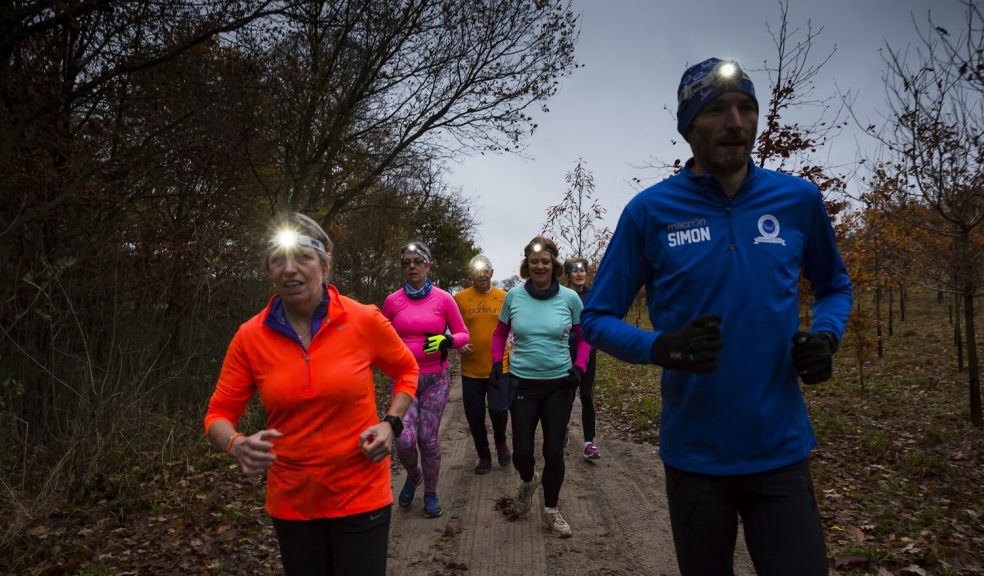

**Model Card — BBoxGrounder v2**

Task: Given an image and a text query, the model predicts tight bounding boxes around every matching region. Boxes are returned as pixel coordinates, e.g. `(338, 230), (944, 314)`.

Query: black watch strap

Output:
(383, 414), (403, 437)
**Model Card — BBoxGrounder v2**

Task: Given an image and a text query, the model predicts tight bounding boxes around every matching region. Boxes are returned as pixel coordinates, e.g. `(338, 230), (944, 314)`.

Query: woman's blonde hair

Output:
(519, 236), (563, 280)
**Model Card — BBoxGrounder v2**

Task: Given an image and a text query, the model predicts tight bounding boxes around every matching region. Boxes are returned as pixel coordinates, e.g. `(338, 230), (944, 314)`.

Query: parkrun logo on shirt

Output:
(666, 218), (711, 247)
(463, 302), (500, 316)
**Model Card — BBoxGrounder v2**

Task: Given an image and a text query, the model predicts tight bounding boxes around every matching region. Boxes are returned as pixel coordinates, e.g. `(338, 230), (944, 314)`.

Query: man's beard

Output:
(699, 136), (753, 175)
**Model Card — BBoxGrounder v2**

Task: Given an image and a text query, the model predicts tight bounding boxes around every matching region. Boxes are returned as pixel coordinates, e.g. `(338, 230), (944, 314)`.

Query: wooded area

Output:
(1, 1), (982, 574)
(0, 0), (579, 560)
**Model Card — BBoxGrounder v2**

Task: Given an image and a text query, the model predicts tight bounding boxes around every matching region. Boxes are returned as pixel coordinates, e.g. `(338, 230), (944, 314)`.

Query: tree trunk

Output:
(854, 299), (866, 391)
(875, 284), (884, 358)
(899, 283), (906, 322)
(955, 294), (964, 371)
(964, 289), (981, 426)
(888, 286), (895, 337)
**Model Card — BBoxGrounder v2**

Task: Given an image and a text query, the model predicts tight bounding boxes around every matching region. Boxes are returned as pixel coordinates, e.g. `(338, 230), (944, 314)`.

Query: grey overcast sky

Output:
(445, 0), (962, 280)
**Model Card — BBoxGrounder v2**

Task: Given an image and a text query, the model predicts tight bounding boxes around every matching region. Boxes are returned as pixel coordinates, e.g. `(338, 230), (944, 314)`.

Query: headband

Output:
(272, 229), (326, 254)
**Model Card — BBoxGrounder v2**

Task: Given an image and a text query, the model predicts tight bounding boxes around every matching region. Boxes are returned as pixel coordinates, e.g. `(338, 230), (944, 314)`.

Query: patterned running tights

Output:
(395, 368), (450, 494)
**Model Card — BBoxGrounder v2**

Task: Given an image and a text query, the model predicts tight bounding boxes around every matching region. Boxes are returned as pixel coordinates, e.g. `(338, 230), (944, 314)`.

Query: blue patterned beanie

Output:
(676, 57), (757, 139)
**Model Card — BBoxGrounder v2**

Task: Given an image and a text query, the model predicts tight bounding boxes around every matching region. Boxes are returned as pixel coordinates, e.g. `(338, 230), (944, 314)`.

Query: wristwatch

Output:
(382, 414), (404, 437)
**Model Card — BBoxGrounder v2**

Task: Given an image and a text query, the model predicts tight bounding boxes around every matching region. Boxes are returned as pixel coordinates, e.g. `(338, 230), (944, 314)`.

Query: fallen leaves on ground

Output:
(9, 449), (282, 576)
(594, 291), (983, 576)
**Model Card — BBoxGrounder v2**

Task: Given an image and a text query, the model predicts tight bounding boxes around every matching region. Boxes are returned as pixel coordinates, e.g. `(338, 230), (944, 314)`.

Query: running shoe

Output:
(398, 472), (421, 508)
(423, 492), (443, 518)
(495, 441), (512, 467)
(474, 458), (492, 475)
(542, 507), (573, 538)
(583, 441), (601, 460)
(513, 472), (540, 517)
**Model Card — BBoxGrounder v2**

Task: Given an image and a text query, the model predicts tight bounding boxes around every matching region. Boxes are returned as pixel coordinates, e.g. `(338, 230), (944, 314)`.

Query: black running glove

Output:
(490, 361), (504, 390)
(791, 331), (837, 385)
(650, 315), (722, 373)
(566, 366), (583, 390)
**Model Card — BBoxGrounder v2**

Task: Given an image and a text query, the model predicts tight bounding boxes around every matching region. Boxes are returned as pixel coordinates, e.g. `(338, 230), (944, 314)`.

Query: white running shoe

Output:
(541, 507), (573, 538)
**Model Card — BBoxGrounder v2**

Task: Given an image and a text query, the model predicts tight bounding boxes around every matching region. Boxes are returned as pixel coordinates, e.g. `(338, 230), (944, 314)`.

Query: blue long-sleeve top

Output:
(581, 159), (853, 475)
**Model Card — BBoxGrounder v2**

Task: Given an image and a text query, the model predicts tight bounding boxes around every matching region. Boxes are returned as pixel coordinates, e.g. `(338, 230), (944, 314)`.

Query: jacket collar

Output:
(682, 157), (759, 192)
(262, 284), (347, 344)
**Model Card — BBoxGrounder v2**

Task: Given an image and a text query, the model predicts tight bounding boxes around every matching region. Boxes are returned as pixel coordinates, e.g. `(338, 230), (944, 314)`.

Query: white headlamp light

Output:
(718, 62), (737, 78)
(272, 228), (326, 254)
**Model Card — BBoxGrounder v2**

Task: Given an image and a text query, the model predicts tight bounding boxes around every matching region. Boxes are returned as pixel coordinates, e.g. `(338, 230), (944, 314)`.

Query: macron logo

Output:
(666, 218), (711, 248)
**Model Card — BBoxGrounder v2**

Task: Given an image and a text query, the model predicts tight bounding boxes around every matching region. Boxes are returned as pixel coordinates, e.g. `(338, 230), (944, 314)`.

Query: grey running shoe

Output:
(513, 472), (540, 517)
(542, 507), (573, 538)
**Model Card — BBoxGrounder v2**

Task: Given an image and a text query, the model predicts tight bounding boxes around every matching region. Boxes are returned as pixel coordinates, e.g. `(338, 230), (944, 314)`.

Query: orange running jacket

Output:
(204, 284), (418, 520)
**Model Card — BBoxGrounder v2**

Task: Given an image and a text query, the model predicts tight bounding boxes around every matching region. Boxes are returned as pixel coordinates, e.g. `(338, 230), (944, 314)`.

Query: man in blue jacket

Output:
(581, 57), (852, 576)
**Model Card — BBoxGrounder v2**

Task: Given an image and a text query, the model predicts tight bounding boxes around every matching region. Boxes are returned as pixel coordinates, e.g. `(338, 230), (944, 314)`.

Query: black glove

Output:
(566, 366), (583, 390)
(791, 331), (837, 385)
(489, 361), (504, 390)
(651, 315), (722, 373)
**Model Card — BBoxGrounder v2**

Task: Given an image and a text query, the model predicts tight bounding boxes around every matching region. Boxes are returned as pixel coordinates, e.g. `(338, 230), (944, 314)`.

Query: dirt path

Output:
(387, 378), (755, 576)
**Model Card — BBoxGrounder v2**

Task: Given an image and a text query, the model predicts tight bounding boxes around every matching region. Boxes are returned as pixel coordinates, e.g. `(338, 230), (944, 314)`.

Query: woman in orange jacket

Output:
(204, 212), (418, 576)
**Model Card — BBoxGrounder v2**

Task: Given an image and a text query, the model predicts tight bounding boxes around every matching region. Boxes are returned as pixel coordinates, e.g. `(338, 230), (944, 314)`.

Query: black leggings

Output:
(664, 459), (829, 576)
(461, 375), (509, 459)
(272, 505), (391, 576)
(509, 377), (574, 508)
(575, 350), (597, 442)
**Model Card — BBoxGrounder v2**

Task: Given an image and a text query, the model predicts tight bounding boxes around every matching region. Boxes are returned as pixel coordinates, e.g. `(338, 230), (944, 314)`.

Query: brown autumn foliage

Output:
(864, 0), (984, 425)
(541, 158), (613, 268)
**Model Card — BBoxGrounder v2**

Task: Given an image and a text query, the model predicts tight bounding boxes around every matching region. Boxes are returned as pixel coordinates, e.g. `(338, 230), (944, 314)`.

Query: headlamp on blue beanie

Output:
(676, 58), (757, 139)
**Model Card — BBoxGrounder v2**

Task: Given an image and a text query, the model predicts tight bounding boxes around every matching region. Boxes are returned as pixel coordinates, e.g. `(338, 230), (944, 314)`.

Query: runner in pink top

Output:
(382, 241), (469, 518)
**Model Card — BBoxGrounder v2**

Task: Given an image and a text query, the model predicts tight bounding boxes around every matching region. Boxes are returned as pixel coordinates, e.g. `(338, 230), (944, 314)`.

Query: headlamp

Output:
(467, 255), (492, 277)
(400, 242), (431, 263)
(679, 60), (751, 102)
(271, 228), (326, 254)
(565, 260), (587, 275)
(525, 240), (559, 258)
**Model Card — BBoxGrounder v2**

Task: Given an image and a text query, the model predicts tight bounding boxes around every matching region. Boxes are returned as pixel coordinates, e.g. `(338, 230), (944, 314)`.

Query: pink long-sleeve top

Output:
(382, 285), (470, 374)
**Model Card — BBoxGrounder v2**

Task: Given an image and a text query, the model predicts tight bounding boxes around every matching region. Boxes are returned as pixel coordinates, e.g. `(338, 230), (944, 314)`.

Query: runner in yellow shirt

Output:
(454, 255), (512, 474)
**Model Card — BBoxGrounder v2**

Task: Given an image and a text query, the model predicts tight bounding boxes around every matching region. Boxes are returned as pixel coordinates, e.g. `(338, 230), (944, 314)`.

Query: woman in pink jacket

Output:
(382, 241), (469, 518)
